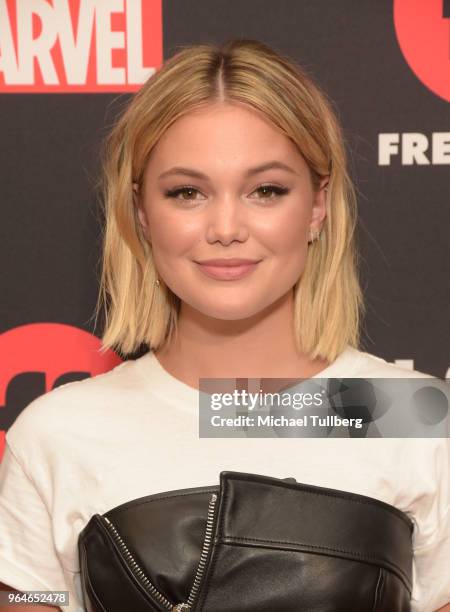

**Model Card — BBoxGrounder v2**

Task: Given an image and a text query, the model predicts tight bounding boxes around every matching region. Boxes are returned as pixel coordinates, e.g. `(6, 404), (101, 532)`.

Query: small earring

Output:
(308, 228), (321, 243)
(155, 278), (160, 288)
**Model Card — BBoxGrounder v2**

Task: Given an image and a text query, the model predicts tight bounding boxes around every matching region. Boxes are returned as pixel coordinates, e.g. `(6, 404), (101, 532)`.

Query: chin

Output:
(192, 301), (267, 321)
(209, 310), (258, 321)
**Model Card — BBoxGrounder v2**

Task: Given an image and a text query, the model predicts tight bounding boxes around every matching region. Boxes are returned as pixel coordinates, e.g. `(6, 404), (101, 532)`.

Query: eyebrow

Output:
(157, 160), (299, 181)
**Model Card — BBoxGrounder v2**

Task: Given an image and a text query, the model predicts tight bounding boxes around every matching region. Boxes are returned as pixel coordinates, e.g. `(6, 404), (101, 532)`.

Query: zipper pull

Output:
(172, 605), (191, 611)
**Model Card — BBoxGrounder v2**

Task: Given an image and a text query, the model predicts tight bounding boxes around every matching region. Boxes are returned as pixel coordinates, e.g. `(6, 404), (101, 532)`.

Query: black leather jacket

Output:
(78, 471), (413, 611)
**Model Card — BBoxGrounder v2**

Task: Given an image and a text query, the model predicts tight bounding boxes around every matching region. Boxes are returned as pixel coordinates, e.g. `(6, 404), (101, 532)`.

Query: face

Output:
(133, 103), (328, 321)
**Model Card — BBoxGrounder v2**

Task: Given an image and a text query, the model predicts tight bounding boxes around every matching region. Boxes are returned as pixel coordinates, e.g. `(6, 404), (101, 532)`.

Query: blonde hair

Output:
(94, 39), (365, 363)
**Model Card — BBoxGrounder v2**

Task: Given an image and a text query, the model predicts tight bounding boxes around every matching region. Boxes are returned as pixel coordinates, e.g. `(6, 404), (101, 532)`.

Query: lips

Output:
(195, 258), (260, 267)
(195, 259), (261, 280)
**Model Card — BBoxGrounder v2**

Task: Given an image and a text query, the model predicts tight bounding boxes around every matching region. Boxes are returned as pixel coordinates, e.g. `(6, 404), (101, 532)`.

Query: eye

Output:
(251, 184), (290, 200)
(164, 186), (204, 201)
(164, 184), (290, 203)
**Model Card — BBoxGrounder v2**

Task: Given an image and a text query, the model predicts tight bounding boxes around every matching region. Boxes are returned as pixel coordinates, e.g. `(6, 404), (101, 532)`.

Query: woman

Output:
(0, 39), (448, 612)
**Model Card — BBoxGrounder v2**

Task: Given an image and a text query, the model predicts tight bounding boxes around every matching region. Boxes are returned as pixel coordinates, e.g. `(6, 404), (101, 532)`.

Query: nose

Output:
(205, 194), (249, 245)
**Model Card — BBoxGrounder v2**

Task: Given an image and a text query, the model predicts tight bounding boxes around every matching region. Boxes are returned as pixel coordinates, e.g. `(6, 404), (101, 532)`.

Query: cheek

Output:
(147, 207), (200, 255)
(257, 208), (309, 256)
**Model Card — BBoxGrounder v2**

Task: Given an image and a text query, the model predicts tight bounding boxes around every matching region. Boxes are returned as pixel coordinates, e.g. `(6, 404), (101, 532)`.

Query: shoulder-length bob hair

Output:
(94, 38), (365, 364)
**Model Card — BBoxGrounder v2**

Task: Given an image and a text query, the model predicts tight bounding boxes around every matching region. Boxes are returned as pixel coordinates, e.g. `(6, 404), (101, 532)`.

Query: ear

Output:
(310, 176), (329, 233)
(132, 182), (149, 235)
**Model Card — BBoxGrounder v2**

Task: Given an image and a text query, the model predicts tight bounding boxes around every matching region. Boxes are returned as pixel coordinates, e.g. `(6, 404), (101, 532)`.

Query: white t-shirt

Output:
(0, 346), (449, 612)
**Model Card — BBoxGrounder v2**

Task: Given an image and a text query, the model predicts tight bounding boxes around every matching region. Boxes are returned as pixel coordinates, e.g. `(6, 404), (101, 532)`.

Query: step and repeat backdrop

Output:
(0, 1), (449, 456)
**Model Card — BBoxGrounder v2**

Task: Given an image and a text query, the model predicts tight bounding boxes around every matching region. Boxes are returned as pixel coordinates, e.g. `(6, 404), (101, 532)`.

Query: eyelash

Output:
(164, 184), (290, 203)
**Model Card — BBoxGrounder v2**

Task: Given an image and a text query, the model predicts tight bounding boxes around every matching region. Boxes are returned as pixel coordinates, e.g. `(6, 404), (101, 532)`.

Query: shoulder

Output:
(5, 356), (148, 453)
(347, 346), (449, 472)
(347, 346), (435, 380)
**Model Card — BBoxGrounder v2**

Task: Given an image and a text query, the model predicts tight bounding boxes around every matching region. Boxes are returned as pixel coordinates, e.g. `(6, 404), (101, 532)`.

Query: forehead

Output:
(144, 103), (306, 174)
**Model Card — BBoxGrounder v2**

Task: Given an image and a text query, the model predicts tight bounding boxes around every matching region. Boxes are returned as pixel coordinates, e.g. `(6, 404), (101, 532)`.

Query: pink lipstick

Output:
(195, 258), (261, 280)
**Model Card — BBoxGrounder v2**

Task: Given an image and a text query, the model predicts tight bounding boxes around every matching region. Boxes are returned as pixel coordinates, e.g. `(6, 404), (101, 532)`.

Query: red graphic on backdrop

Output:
(0, 0), (162, 92)
(394, 0), (450, 102)
(0, 323), (122, 457)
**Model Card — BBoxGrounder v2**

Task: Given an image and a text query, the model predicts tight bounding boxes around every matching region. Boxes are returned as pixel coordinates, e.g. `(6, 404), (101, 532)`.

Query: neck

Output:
(154, 290), (330, 387)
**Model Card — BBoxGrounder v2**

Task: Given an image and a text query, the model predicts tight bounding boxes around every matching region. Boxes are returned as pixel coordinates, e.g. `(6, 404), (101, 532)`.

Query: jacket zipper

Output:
(181, 492), (218, 610)
(102, 492), (218, 612)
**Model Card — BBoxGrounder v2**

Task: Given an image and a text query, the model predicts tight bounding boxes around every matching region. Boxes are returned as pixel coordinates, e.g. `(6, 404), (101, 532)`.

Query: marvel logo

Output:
(0, 0), (162, 92)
